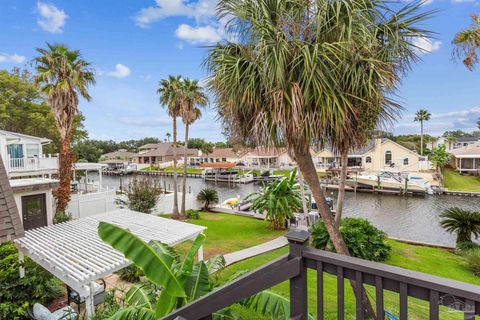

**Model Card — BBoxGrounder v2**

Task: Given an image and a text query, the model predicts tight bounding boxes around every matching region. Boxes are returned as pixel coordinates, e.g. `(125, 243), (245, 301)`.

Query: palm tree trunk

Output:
(56, 134), (74, 214)
(171, 117), (180, 219)
(335, 151), (348, 227)
(294, 148), (375, 319)
(420, 121), (424, 156)
(298, 171), (309, 221)
(181, 123), (189, 218)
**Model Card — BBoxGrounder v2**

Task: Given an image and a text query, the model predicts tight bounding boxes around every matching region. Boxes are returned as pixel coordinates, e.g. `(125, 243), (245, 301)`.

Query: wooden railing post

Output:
(286, 229), (310, 320)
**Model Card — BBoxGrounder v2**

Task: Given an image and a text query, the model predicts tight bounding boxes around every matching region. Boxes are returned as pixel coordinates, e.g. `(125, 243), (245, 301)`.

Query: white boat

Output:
(355, 171), (433, 194)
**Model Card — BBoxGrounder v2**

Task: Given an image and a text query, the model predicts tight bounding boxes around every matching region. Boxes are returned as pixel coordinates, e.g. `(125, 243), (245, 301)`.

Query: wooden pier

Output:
(136, 170), (203, 178)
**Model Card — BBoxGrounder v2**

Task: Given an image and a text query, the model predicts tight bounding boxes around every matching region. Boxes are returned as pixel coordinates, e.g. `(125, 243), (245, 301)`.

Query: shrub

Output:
(456, 241), (480, 254)
(116, 264), (143, 283)
(311, 218), (392, 262)
(0, 242), (63, 319)
(53, 211), (72, 224)
(186, 209), (200, 220)
(91, 288), (126, 320)
(120, 177), (163, 213)
(463, 248), (480, 276)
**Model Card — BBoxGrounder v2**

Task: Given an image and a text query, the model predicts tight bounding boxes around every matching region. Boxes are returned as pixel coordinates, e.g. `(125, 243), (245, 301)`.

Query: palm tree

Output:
(453, 14), (480, 70)
(179, 79), (208, 217)
(206, 0), (431, 316)
(414, 109), (432, 156)
(440, 207), (480, 245)
(166, 132), (171, 142)
(445, 135), (457, 150)
(157, 75), (182, 219)
(196, 188), (219, 211)
(248, 169), (303, 230)
(34, 43), (95, 214)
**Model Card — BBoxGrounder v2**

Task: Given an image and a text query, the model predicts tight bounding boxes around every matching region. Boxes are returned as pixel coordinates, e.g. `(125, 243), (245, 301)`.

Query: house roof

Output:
(101, 150), (136, 160)
(203, 148), (246, 158)
(0, 159), (24, 243)
(455, 137), (480, 143)
(139, 143), (162, 150)
(200, 162), (237, 168)
(451, 145), (480, 158)
(138, 143), (198, 157)
(0, 129), (51, 144)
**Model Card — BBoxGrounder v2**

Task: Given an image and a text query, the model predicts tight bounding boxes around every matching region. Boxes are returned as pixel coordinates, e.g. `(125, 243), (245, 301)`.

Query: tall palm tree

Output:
(440, 207), (480, 245)
(157, 75), (182, 219)
(414, 109), (431, 156)
(453, 14), (480, 70)
(206, 0), (431, 316)
(166, 132), (171, 142)
(179, 78), (208, 216)
(34, 43), (95, 214)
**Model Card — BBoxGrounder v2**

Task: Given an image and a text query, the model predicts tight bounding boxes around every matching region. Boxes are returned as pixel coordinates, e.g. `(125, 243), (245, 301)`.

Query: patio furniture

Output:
(27, 303), (77, 320)
(67, 279), (106, 313)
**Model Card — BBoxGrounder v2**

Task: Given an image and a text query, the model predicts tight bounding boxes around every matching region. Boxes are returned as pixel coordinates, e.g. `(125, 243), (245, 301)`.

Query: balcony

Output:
(6, 156), (58, 176)
(164, 230), (480, 320)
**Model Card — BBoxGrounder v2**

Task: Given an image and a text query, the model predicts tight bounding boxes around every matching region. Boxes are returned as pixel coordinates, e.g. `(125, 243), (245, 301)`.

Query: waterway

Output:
(100, 174), (480, 247)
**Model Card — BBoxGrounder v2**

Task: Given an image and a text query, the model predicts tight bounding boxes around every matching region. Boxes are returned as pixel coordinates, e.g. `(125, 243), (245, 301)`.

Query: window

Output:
(26, 144), (40, 158)
(385, 151), (392, 165)
(403, 158), (409, 165)
(7, 144), (23, 158)
(365, 156), (372, 163)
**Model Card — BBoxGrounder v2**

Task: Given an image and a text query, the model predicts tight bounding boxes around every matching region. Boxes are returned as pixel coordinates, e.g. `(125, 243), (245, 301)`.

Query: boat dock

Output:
(136, 170), (203, 178)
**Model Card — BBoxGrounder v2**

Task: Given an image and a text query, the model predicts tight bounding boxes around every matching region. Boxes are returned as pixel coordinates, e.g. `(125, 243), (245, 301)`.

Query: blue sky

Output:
(0, 0), (480, 142)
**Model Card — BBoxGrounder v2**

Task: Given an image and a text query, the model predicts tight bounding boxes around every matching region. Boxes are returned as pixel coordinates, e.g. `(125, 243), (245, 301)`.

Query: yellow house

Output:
(313, 138), (425, 172)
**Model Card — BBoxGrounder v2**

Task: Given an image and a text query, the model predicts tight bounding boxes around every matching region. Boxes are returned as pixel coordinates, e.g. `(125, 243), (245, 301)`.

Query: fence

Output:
(68, 189), (116, 219)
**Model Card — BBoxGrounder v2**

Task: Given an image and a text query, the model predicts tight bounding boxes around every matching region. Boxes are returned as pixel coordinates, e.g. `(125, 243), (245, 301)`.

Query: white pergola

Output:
(14, 209), (206, 318)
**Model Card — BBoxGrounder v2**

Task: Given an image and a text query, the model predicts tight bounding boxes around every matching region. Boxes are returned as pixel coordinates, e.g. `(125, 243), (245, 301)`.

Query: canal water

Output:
(101, 175), (480, 247)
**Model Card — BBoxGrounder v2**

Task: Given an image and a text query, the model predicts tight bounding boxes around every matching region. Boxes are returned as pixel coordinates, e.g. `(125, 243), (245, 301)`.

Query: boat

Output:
(355, 171), (433, 194)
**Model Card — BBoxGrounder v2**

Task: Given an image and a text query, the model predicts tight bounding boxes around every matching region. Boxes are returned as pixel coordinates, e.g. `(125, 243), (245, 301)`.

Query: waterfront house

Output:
(437, 136), (480, 152)
(244, 147), (294, 168)
(99, 149), (137, 172)
(450, 145), (480, 174)
(313, 138), (426, 172)
(134, 143), (199, 167)
(189, 148), (247, 165)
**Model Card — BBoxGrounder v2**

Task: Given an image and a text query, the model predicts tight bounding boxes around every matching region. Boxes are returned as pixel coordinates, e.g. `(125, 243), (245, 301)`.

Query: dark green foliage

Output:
(91, 288), (127, 320)
(311, 218), (391, 262)
(439, 207), (480, 245)
(186, 209), (200, 220)
(463, 248), (480, 276)
(456, 241), (480, 254)
(117, 264), (144, 283)
(53, 211), (72, 224)
(0, 242), (63, 319)
(197, 188), (219, 211)
(120, 177), (163, 214)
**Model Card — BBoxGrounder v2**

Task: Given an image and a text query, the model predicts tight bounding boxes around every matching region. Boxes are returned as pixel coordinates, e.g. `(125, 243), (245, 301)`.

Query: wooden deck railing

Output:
(163, 230), (480, 320)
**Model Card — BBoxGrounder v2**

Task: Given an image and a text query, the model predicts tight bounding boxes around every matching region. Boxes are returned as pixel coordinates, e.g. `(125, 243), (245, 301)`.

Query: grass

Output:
(140, 166), (204, 174)
(175, 211), (284, 258)
(442, 167), (480, 192)
(217, 240), (479, 320)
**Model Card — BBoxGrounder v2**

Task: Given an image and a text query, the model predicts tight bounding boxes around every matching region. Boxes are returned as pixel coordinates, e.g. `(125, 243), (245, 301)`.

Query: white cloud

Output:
(37, 2), (68, 33)
(106, 64), (131, 79)
(452, 0), (475, 3)
(135, 0), (217, 28)
(175, 24), (222, 44)
(0, 53), (26, 64)
(119, 116), (171, 127)
(412, 37), (441, 55)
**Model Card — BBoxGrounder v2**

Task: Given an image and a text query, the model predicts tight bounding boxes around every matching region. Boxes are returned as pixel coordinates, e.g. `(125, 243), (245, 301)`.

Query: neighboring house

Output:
(244, 147), (294, 168)
(135, 143), (199, 165)
(189, 148), (247, 165)
(313, 138), (425, 172)
(437, 136), (480, 152)
(450, 145), (480, 174)
(100, 149), (137, 171)
(0, 129), (58, 178)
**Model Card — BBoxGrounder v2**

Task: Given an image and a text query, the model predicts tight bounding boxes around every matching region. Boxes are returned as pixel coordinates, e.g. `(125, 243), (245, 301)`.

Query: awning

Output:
(200, 162), (236, 168)
(73, 162), (108, 171)
(14, 209), (206, 317)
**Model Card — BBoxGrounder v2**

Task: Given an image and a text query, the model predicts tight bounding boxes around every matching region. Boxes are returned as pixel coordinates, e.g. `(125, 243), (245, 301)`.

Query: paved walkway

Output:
(224, 236), (289, 266)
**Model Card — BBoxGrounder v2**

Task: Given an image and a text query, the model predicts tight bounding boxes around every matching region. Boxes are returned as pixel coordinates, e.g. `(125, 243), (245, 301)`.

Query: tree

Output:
(206, 0), (431, 316)
(34, 44), (95, 214)
(118, 177), (163, 213)
(179, 78), (208, 217)
(0, 69), (87, 154)
(248, 170), (304, 230)
(166, 132), (171, 142)
(453, 14), (480, 70)
(158, 75), (182, 219)
(200, 142), (214, 156)
(196, 188), (219, 211)
(414, 109), (431, 156)
(440, 207), (480, 245)
(429, 145), (451, 171)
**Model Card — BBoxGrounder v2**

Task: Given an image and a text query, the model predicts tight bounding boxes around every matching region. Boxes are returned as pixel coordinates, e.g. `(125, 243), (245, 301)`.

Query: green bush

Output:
(311, 218), (392, 262)
(0, 242), (63, 319)
(463, 248), (480, 276)
(53, 211), (72, 224)
(119, 177), (163, 213)
(186, 209), (200, 220)
(116, 264), (143, 283)
(91, 288), (126, 320)
(456, 241), (480, 254)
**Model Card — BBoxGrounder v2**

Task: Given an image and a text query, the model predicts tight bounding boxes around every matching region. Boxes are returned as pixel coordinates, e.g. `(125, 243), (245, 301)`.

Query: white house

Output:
(437, 136), (480, 152)
(0, 129), (58, 178)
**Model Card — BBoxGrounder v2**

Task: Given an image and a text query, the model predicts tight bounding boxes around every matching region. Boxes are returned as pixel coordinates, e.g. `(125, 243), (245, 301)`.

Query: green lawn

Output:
(442, 167), (480, 192)
(218, 240), (479, 320)
(176, 212), (284, 258)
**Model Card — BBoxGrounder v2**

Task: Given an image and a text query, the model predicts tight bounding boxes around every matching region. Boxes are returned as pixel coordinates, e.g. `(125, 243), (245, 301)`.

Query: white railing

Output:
(7, 155), (58, 173)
